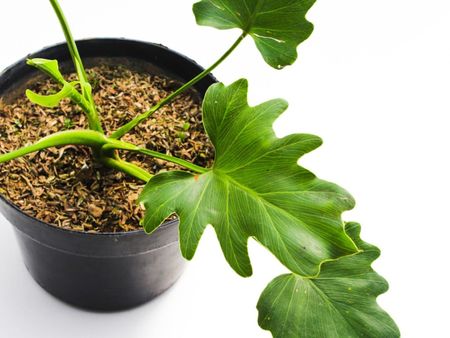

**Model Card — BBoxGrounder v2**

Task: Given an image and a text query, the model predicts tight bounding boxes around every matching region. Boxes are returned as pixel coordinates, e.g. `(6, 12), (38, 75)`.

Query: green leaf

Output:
(193, 0), (316, 69)
(257, 222), (400, 338)
(26, 82), (73, 108)
(27, 58), (65, 83)
(139, 79), (358, 278)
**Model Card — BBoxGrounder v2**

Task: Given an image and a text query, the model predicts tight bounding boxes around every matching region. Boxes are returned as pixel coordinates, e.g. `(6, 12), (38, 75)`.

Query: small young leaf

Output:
(26, 83), (73, 108)
(182, 122), (191, 131)
(139, 79), (357, 278)
(257, 223), (400, 338)
(193, 0), (316, 68)
(26, 57), (98, 129)
(63, 118), (74, 129)
(27, 58), (65, 83)
(177, 132), (187, 141)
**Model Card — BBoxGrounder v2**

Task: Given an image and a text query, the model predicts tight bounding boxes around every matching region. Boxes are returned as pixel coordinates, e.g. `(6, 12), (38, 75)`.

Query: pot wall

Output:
(0, 39), (216, 311)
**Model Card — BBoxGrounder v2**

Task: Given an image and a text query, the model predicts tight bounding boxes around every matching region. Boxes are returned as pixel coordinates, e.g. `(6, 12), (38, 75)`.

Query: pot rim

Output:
(0, 37), (213, 238)
(0, 193), (177, 237)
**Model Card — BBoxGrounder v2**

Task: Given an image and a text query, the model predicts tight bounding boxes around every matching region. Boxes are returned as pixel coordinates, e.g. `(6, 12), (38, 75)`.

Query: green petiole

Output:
(100, 157), (153, 183)
(0, 130), (108, 164)
(49, 0), (103, 133)
(101, 143), (209, 174)
(0, 130), (207, 182)
(110, 32), (247, 140)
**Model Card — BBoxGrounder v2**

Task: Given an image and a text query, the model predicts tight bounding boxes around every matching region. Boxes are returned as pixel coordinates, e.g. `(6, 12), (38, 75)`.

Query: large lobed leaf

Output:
(139, 79), (358, 278)
(257, 222), (400, 338)
(193, 0), (316, 69)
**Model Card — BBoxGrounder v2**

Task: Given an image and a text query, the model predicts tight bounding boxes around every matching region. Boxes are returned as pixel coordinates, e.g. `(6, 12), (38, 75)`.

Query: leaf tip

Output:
(180, 241), (196, 261)
(232, 262), (253, 278)
(232, 78), (249, 90)
(142, 216), (165, 236)
(277, 98), (289, 111)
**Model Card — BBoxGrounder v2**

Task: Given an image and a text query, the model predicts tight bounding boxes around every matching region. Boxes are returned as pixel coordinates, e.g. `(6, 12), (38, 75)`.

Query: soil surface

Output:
(0, 65), (215, 232)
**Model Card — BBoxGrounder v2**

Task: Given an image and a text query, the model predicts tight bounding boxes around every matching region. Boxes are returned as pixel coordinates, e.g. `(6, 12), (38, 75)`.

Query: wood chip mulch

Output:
(0, 65), (215, 233)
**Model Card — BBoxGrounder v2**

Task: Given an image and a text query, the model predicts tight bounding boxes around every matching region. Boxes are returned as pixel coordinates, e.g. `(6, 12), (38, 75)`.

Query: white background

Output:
(0, 1), (449, 337)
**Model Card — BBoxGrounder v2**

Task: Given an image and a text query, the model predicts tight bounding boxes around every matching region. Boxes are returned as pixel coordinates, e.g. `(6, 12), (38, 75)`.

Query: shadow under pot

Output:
(0, 38), (216, 311)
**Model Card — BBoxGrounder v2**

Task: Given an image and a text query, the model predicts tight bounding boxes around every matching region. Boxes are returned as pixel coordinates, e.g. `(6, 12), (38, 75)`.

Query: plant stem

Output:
(100, 157), (153, 183)
(49, 0), (87, 87)
(102, 142), (209, 174)
(0, 130), (108, 164)
(49, 0), (103, 133)
(110, 32), (247, 140)
(0, 130), (207, 179)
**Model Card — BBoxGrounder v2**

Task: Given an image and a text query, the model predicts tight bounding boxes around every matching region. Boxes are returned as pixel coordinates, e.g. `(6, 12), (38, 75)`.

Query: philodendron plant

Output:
(0, 0), (400, 337)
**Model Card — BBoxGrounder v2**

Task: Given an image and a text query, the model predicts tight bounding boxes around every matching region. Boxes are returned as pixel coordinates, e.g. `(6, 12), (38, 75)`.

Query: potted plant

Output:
(0, 0), (400, 337)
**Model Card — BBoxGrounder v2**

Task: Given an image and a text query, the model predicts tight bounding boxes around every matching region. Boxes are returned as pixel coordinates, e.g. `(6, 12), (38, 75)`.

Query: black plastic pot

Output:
(0, 39), (216, 311)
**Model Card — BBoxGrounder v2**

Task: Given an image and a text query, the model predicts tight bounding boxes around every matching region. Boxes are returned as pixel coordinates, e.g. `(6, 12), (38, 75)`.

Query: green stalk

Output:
(110, 33), (247, 140)
(0, 129), (206, 181)
(100, 157), (153, 183)
(49, 0), (87, 88)
(0, 130), (108, 164)
(49, 0), (103, 133)
(0, 129), (149, 182)
(102, 142), (208, 174)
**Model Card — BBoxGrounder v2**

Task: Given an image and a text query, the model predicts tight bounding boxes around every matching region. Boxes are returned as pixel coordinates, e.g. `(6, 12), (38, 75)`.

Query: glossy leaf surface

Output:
(193, 0), (316, 68)
(257, 222), (400, 338)
(139, 79), (357, 278)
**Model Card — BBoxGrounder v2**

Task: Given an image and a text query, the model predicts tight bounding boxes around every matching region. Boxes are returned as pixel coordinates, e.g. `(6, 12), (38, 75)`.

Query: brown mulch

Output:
(0, 65), (215, 232)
